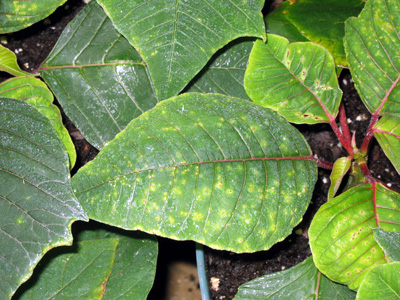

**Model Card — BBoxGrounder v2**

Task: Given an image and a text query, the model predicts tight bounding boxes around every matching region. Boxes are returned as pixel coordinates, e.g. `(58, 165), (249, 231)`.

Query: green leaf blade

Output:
(373, 228), (400, 262)
(245, 36), (342, 124)
(0, 97), (87, 298)
(97, 0), (266, 100)
(344, 0), (400, 117)
(73, 93), (317, 253)
(0, 45), (33, 77)
(0, 76), (76, 169)
(234, 257), (356, 300)
(328, 156), (351, 200)
(356, 262), (400, 300)
(16, 239), (118, 300)
(40, 1), (158, 150)
(373, 115), (400, 176)
(309, 183), (400, 290)
(0, 0), (67, 33)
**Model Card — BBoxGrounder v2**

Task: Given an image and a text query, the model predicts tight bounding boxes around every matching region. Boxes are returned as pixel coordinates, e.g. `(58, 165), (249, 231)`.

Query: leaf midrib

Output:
(75, 155), (314, 195)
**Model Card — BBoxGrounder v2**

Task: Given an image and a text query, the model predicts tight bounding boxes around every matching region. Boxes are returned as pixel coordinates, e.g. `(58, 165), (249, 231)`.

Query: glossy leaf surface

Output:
(328, 156), (351, 200)
(234, 256), (356, 300)
(73, 93), (317, 253)
(76, 223), (158, 300)
(373, 115), (400, 176)
(279, 0), (365, 66)
(40, 1), (158, 150)
(0, 97), (87, 298)
(264, 1), (308, 43)
(15, 239), (117, 300)
(97, 0), (266, 100)
(373, 228), (400, 262)
(0, 76), (76, 168)
(0, 45), (32, 77)
(345, 0), (400, 117)
(245, 36), (342, 124)
(0, 0), (66, 33)
(185, 39), (253, 100)
(357, 262), (400, 300)
(309, 183), (400, 290)
(15, 222), (158, 300)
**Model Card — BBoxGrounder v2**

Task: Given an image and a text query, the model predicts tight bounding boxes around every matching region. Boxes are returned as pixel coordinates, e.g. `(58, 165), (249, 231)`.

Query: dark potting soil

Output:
(2, 1), (400, 300)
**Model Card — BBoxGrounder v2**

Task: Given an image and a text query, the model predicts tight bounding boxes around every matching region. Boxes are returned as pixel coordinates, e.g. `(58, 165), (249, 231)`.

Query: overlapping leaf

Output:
(15, 222), (158, 300)
(0, 76), (76, 168)
(373, 115), (400, 176)
(275, 0), (365, 66)
(72, 93), (317, 253)
(328, 156), (351, 200)
(345, 0), (400, 117)
(373, 228), (400, 262)
(309, 183), (400, 290)
(185, 39), (254, 100)
(96, 0), (266, 100)
(40, 1), (158, 150)
(0, 97), (87, 299)
(0, 0), (67, 33)
(15, 239), (117, 300)
(0, 45), (32, 77)
(356, 262), (400, 299)
(245, 36), (342, 124)
(234, 256), (356, 300)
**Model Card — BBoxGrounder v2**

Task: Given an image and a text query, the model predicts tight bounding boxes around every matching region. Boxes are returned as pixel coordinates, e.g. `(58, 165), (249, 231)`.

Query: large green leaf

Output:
(0, 0), (67, 33)
(356, 262), (400, 299)
(264, 1), (309, 44)
(15, 222), (158, 300)
(75, 223), (158, 300)
(309, 183), (400, 290)
(15, 239), (117, 300)
(373, 115), (400, 176)
(72, 93), (317, 253)
(345, 0), (400, 117)
(0, 97), (87, 298)
(185, 39), (253, 100)
(245, 36), (342, 124)
(278, 0), (365, 66)
(0, 45), (32, 77)
(96, 0), (266, 100)
(234, 256), (356, 300)
(373, 228), (400, 262)
(0, 76), (76, 169)
(40, 1), (158, 150)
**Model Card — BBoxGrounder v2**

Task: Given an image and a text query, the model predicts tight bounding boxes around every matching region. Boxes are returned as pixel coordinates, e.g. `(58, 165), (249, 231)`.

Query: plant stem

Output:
(311, 156), (333, 170)
(339, 103), (352, 147)
(329, 119), (353, 154)
(360, 113), (380, 154)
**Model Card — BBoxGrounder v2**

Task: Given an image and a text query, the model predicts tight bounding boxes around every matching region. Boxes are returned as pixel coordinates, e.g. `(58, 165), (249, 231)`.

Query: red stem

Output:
(360, 113), (380, 154)
(339, 103), (352, 147)
(310, 156), (333, 170)
(330, 120), (354, 155)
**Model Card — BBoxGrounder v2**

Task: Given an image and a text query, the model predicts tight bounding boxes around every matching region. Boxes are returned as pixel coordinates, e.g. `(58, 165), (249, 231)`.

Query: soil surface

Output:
(2, 1), (400, 299)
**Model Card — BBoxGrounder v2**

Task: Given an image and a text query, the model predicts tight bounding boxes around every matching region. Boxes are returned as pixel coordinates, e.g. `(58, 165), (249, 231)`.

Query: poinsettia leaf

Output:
(75, 222), (158, 300)
(328, 156), (351, 200)
(309, 183), (400, 290)
(373, 115), (400, 176)
(264, 1), (309, 43)
(345, 0), (400, 117)
(96, 0), (266, 100)
(0, 97), (87, 298)
(245, 36), (342, 124)
(40, 1), (158, 150)
(356, 262), (400, 299)
(0, 0), (67, 33)
(280, 0), (365, 66)
(184, 39), (253, 100)
(0, 45), (32, 77)
(15, 239), (118, 300)
(0, 76), (76, 169)
(72, 93), (317, 253)
(15, 222), (158, 300)
(234, 256), (356, 300)
(373, 228), (400, 262)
